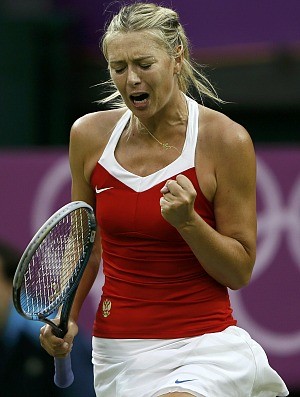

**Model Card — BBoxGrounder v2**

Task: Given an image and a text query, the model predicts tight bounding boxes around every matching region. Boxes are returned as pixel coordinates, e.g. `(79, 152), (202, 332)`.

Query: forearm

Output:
(70, 247), (101, 322)
(177, 212), (255, 290)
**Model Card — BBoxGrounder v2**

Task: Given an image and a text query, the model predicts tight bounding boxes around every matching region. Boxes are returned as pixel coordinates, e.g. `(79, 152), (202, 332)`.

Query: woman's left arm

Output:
(160, 122), (256, 290)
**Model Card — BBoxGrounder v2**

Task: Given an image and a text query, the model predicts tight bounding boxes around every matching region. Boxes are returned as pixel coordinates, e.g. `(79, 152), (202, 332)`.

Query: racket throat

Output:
(40, 315), (66, 338)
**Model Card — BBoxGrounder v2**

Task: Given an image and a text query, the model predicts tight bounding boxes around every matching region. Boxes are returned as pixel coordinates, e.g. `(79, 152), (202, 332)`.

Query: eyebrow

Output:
(109, 56), (155, 65)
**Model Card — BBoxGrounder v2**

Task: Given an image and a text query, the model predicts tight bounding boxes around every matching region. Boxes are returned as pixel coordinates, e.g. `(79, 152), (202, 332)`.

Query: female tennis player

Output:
(40, 3), (289, 396)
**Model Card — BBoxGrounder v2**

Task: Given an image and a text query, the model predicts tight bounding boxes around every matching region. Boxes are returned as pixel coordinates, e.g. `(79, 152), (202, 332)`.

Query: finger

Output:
(40, 334), (70, 357)
(160, 179), (174, 194)
(63, 332), (75, 347)
(40, 325), (46, 336)
(160, 196), (171, 212)
(164, 179), (183, 196)
(160, 184), (170, 194)
(57, 341), (73, 357)
(161, 192), (172, 203)
(40, 324), (65, 347)
(40, 324), (58, 340)
(175, 174), (194, 190)
(40, 332), (64, 348)
(160, 196), (168, 207)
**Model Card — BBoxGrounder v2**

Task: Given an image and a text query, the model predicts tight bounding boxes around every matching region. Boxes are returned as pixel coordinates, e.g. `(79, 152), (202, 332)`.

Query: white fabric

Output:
(98, 94), (199, 192)
(92, 326), (289, 397)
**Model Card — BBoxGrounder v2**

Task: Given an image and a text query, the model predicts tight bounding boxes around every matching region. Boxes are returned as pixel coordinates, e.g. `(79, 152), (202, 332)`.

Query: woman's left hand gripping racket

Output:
(12, 201), (96, 388)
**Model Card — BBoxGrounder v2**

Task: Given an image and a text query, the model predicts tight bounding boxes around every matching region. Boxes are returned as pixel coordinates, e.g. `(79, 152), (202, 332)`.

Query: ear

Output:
(174, 45), (183, 75)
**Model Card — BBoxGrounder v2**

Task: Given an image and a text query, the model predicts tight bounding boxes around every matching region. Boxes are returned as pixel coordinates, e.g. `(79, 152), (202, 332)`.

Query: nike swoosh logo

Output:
(95, 186), (114, 194)
(175, 379), (197, 384)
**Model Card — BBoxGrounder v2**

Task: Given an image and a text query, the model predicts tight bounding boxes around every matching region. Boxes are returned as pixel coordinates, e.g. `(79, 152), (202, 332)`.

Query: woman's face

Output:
(106, 31), (181, 119)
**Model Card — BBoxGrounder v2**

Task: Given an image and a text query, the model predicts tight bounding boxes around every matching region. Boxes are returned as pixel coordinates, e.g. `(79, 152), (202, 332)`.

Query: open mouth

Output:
(130, 93), (149, 105)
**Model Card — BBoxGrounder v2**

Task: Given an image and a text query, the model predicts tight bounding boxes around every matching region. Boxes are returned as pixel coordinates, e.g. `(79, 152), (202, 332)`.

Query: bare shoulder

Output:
(199, 105), (254, 156)
(69, 108), (127, 184)
(198, 106), (255, 166)
(70, 108), (127, 147)
(195, 105), (255, 202)
(197, 105), (256, 176)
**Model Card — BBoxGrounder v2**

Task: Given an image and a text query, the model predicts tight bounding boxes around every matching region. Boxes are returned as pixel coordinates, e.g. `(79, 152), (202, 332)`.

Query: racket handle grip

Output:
(54, 354), (74, 388)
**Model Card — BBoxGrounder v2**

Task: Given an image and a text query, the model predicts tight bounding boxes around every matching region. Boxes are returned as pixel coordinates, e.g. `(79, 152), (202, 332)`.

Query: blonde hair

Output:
(99, 2), (223, 107)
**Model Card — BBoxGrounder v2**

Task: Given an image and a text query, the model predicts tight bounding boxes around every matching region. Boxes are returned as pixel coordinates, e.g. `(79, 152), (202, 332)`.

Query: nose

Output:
(127, 67), (141, 86)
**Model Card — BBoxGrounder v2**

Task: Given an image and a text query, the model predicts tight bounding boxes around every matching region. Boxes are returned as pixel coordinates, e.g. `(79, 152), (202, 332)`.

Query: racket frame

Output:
(13, 201), (96, 336)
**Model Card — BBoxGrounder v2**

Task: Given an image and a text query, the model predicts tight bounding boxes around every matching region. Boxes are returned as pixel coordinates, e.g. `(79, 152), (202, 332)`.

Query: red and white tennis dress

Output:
(91, 96), (235, 339)
(90, 96), (289, 397)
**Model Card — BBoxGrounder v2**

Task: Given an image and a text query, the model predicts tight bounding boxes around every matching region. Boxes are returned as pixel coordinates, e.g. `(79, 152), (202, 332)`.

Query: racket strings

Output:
(20, 208), (91, 316)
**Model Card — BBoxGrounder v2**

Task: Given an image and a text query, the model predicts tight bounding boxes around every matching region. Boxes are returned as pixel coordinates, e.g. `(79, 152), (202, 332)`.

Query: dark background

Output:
(1, 0), (299, 147)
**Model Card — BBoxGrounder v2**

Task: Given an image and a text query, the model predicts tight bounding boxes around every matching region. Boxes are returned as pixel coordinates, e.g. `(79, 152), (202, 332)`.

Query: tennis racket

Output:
(12, 201), (96, 388)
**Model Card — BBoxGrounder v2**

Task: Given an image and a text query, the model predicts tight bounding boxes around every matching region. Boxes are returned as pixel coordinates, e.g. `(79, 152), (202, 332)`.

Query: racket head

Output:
(12, 201), (96, 323)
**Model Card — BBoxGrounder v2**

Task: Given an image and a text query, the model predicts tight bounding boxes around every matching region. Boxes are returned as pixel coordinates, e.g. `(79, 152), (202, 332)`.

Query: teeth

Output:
(131, 93), (148, 103)
(133, 98), (147, 103)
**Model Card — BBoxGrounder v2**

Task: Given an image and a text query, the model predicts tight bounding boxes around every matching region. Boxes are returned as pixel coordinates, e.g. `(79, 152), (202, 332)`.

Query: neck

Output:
(139, 92), (188, 133)
(131, 113), (187, 154)
(137, 119), (180, 152)
(127, 92), (188, 152)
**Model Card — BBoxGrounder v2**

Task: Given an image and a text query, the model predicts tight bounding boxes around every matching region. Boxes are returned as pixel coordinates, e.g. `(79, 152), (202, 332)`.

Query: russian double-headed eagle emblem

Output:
(102, 299), (112, 317)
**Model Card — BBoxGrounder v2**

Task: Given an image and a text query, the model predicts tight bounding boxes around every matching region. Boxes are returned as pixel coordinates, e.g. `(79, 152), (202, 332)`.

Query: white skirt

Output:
(92, 326), (289, 397)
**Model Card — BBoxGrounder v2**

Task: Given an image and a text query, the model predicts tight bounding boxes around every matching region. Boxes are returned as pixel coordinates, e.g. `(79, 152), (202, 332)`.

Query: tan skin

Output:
(40, 31), (256, 397)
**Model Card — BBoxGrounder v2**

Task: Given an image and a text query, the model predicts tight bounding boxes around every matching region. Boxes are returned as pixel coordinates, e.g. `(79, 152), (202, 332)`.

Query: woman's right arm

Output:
(68, 115), (103, 323)
(40, 116), (102, 357)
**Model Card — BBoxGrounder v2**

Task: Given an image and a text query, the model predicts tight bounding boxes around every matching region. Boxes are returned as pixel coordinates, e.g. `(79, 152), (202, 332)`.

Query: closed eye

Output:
(111, 61), (153, 74)
(114, 67), (126, 74)
(140, 64), (152, 69)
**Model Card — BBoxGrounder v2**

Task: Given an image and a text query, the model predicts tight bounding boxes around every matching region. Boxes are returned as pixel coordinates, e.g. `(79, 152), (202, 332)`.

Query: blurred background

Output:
(0, 0), (300, 396)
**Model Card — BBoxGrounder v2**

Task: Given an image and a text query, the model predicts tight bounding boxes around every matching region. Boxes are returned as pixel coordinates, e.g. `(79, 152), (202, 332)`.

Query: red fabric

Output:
(91, 164), (236, 338)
